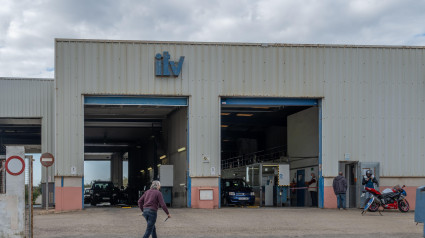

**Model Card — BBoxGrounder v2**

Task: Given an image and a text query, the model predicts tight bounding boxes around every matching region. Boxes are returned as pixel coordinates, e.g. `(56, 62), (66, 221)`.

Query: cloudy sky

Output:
(0, 0), (425, 78)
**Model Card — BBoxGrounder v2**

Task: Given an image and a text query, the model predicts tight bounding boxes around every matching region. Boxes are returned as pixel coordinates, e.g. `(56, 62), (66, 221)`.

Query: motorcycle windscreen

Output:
(357, 162), (380, 208)
(363, 197), (375, 211)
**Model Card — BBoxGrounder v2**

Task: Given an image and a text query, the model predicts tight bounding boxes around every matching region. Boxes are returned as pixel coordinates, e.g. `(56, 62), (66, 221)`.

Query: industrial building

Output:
(1, 39), (424, 211)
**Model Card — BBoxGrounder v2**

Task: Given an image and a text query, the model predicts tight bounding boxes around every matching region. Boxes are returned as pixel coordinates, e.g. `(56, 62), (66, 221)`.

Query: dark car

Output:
(84, 188), (91, 204)
(90, 181), (118, 206)
(221, 178), (255, 206)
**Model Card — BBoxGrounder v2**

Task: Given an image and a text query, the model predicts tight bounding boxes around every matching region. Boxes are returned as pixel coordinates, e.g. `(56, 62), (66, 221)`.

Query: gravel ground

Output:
(34, 206), (423, 238)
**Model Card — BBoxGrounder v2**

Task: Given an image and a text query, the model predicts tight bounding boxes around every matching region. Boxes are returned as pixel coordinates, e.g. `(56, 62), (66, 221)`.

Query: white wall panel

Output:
(55, 40), (425, 178)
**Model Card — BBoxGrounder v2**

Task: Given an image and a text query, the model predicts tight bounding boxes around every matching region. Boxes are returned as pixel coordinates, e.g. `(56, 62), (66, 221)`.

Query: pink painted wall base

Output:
(191, 186), (219, 209)
(323, 186), (417, 210)
(55, 187), (82, 211)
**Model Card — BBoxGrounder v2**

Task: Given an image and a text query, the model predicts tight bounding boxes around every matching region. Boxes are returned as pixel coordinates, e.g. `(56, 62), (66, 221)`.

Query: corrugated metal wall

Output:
(166, 107), (188, 207)
(55, 40), (425, 177)
(0, 78), (55, 176)
(321, 47), (425, 176)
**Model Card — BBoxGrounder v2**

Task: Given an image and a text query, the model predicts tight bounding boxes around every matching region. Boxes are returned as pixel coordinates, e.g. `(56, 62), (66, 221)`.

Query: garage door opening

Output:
(0, 118), (42, 155)
(84, 96), (188, 208)
(220, 98), (320, 207)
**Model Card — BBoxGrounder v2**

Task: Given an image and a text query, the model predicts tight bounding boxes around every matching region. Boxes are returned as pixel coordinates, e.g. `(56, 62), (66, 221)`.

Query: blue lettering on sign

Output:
(155, 51), (184, 77)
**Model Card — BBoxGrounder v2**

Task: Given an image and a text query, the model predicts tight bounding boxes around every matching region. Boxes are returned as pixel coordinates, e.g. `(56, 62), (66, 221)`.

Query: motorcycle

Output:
(361, 185), (409, 215)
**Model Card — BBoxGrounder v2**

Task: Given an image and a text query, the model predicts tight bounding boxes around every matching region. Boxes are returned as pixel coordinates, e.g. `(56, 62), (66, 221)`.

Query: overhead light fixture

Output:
(140, 170), (145, 173)
(178, 147), (186, 152)
(160, 155), (166, 160)
(223, 139), (231, 142)
(221, 125), (229, 128)
(147, 167), (152, 171)
(236, 113), (253, 117)
(221, 112), (231, 116)
(157, 164), (161, 167)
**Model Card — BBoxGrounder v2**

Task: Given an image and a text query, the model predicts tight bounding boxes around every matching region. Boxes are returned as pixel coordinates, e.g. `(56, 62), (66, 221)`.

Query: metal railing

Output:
(221, 146), (286, 170)
(0, 159), (5, 194)
(25, 155), (33, 238)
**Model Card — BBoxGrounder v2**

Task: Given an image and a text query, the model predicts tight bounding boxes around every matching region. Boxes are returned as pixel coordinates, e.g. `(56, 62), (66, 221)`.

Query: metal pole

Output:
(259, 164), (262, 207)
(31, 157), (33, 238)
(45, 166), (48, 210)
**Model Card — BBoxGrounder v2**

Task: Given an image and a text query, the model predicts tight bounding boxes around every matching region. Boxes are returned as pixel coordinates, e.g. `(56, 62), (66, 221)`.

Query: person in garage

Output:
(362, 169), (379, 206)
(306, 173), (318, 207)
(362, 170), (379, 189)
(333, 171), (347, 210)
(138, 180), (171, 238)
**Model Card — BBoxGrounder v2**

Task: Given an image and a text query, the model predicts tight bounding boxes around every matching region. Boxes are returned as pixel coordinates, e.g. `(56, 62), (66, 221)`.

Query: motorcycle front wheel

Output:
(367, 198), (380, 212)
(398, 199), (409, 212)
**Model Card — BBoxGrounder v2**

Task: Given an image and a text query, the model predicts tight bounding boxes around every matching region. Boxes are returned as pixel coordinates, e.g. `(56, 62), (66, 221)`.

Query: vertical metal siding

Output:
(55, 40), (425, 178)
(321, 47), (425, 177)
(0, 78), (55, 176)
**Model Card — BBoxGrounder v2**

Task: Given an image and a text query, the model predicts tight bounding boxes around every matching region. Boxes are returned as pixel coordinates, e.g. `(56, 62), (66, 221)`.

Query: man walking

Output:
(333, 172), (347, 210)
(138, 180), (171, 238)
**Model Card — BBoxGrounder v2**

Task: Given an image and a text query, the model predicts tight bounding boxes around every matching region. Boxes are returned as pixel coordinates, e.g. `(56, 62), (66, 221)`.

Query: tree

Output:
(123, 177), (128, 187)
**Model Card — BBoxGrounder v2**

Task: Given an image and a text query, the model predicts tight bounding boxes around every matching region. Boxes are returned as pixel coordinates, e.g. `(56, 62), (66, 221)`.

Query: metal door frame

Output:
(220, 97), (322, 207)
(84, 95), (190, 207)
(338, 161), (359, 208)
(357, 162), (380, 208)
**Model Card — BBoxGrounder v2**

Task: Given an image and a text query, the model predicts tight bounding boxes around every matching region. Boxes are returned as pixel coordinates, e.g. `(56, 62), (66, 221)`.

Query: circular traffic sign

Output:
(40, 153), (55, 167)
(6, 156), (25, 176)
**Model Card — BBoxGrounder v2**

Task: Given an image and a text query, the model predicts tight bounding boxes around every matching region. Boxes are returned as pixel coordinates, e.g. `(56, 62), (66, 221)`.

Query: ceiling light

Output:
(178, 147), (186, 152)
(157, 164), (161, 167)
(147, 167), (152, 171)
(221, 112), (230, 116)
(221, 125), (229, 128)
(140, 170), (145, 173)
(236, 113), (253, 117)
(160, 155), (166, 160)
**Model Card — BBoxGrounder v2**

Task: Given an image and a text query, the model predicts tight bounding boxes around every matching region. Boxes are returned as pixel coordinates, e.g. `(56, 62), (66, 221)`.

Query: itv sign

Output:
(155, 51), (184, 77)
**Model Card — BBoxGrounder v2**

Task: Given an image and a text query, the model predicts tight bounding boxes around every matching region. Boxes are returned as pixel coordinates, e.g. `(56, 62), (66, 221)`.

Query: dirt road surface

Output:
(34, 207), (423, 238)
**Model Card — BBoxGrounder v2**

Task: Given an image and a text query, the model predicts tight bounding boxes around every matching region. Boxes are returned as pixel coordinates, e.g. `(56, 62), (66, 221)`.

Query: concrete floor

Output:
(34, 207), (423, 238)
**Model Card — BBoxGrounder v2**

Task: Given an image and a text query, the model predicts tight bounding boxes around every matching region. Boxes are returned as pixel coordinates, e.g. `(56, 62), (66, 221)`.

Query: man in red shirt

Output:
(138, 180), (171, 238)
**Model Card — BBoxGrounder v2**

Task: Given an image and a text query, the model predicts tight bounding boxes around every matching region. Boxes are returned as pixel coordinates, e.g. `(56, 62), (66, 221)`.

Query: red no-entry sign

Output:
(40, 153), (55, 167)
(6, 155), (25, 176)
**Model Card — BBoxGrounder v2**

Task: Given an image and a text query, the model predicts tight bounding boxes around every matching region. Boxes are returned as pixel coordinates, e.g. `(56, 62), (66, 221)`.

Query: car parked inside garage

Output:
(89, 181), (119, 206)
(221, 178), (255, 206)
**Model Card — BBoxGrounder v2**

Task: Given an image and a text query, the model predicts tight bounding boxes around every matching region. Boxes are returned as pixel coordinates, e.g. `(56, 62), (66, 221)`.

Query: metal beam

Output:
(84, 121), (161, 128)
(84, 96), (188, 106)
(84, 146), (129, 153)
(221, 98), (318, 106)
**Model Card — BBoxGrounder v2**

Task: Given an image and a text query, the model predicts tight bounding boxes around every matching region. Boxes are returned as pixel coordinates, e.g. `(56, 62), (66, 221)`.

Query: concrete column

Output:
(111, 153), (123, 188)
(0, 146), (25, 237)
(128, 147), (147, 203)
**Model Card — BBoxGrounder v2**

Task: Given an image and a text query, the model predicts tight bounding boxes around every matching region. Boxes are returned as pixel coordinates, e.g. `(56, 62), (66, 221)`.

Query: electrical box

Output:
(159, 165), (173, 187)
(159, 165), (173, 206)
(278, 164), (290, 186)
(414, 186), (425, 237)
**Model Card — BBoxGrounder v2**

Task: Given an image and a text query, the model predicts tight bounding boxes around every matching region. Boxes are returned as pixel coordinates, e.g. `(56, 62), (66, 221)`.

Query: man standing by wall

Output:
(306, 173), (318, 207)
(333, 172), (347, 210)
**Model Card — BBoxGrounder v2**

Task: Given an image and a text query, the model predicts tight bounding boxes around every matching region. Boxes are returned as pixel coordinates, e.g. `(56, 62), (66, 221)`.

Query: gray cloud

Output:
(0, 0), (424, 78)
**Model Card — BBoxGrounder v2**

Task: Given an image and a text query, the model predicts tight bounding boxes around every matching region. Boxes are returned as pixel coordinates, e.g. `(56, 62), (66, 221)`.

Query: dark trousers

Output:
(142, 208), (158, 238)
(310, 191), (318, 206)
(337, 193), (346, 209)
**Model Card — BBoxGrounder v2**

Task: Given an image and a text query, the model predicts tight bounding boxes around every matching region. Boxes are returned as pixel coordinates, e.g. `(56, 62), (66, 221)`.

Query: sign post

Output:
(40, 153), (54, 210)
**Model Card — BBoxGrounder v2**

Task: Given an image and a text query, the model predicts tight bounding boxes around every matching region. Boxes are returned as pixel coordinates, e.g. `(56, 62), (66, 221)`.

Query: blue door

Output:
(296, 170), (305, 207)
